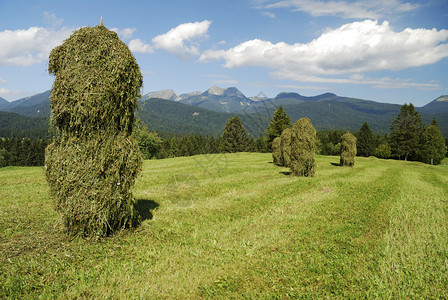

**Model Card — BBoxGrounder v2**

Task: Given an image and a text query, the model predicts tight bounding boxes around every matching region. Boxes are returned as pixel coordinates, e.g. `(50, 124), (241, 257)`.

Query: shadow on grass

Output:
(280, 171), (292, 176)
(331, 162), (341, 167)
(133, 199), (159, 226)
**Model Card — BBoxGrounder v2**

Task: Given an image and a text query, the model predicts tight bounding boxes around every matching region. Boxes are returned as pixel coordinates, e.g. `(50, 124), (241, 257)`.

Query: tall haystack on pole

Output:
(272, 136), (282, 165)
(340, 132), (357, 166)
(290, 118), (316, 177)
(280, 127), (292, 167)
(45, 19), (143, 238)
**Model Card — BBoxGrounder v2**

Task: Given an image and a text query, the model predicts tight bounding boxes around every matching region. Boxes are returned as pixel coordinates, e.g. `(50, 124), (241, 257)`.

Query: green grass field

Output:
(1, 153), (447, 298)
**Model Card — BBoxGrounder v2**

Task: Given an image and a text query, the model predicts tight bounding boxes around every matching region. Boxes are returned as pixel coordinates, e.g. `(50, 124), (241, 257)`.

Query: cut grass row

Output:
(1, 154), (447, 298)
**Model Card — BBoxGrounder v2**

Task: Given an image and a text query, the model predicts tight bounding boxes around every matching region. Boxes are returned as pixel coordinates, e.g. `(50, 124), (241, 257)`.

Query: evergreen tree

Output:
(220, 115), (249, 153)
(255, 134), (268, 152)
(356, 122), (375, 157)
(421, 117), (446, 165)
(265, 105), (291, 150)
(390, 103), (425, 161)
(340, 132), (357, 166)
(290, 118), (316, 177)
(21, 138), (32, 166)
(0, 149), (9, 167)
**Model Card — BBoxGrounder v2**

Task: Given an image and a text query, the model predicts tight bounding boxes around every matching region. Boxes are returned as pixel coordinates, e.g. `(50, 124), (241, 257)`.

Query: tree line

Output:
(1, 103), (446, 168)
(133, 117), (268, 160)
(0, 137), (48, 167)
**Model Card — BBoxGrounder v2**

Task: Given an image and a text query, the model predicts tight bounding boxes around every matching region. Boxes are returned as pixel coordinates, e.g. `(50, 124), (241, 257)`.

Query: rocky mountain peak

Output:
(205, 86), (226, 96)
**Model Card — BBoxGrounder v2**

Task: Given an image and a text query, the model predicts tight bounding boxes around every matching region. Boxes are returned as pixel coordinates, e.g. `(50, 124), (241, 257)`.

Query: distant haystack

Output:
(272, 137), (282, 165)
(290, 118), (316, 177)
(280, 127), (292, 167)
(340, 132), (357, 166)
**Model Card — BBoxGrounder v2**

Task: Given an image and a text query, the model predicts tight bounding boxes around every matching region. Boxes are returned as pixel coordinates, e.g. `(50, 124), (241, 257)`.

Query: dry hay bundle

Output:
(48, 25), (142, 135)
(290, 118), (316, 177)
(46, 24), (143, 238)
(280, 127), (292, 167)
(340, 132), (357, 167)
(272, 137), (283, 165)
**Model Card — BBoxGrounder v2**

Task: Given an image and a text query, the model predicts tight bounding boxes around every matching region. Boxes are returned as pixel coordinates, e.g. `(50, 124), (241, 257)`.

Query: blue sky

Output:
(0, 0), (447, 106)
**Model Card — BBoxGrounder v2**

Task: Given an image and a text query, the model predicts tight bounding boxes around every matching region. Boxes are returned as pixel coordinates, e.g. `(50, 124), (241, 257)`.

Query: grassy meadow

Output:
(1, 153), (447, 298)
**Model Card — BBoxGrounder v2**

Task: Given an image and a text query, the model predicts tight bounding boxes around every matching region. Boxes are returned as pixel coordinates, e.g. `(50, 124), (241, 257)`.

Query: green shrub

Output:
(340, 132), (357, 166)
(45, 24), (143, 238)
(290, 118), (316, 177)
(375, 143), (391, 159)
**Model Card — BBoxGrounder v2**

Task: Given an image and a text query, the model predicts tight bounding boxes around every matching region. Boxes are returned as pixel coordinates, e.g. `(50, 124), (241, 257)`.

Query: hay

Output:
(272, 137), (283, 165)
(290, 118), (316, 177)
(340, 132), (357, 167)
(280, 127), (292, 167)
(46, 24), (143, 238)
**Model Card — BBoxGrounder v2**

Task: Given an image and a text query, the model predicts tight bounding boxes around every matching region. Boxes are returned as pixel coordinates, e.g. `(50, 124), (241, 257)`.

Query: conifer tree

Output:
(390, 103), (425, 161)
(340, 132), (357, 166)
(422, 117), (446, 165)
(290, 118), (316, 177)
(266, 105), (291, 150)
(220, 115), (249, 153)
(357, 122), (375, 157)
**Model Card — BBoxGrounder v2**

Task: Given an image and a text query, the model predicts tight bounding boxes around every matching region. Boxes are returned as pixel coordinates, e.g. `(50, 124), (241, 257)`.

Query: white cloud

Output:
(261, 11), (276, 18)
(152, 20), (211, 57)
(214, 79), (239, 85)
(200, 20), (448, 76)
(111, 27), (136, 40)
(274, 71), (441, 90)
(0, 87), (20, 100)
(0, 26), (73, 66)
(263, 0), (419, 19)
(0, 77), (6, 85)
(128, 38), (154, 53)
(43, 11), (63, 27)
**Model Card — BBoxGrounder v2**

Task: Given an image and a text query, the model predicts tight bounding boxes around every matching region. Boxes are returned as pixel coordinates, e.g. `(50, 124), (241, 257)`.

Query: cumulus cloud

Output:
(0, 26), (73, 66)
(128, 38), (154, 53)
(129, 20), (211, 58)
(110, 27), (136, 40)
(200, 20), (448, 77)
(0, 87), (20, 100)
(43, 11), (64, 27)
(152, 20), (211, 57)
(262, 0), (419, 19)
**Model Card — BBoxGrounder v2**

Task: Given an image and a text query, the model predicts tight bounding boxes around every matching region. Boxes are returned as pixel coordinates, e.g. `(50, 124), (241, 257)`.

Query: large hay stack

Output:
(45, 24), (143, 238)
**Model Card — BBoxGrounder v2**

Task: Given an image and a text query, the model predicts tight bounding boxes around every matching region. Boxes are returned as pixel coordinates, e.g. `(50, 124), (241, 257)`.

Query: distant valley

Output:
(1, 86), (447, 138)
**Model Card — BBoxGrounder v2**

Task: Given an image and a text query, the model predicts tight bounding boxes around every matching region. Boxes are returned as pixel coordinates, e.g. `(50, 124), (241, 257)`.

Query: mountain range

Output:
(0, 86), (447, 138)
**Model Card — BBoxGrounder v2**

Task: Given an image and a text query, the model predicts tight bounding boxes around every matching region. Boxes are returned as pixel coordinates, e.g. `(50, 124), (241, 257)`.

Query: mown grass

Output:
(1, 153), (447, 298)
